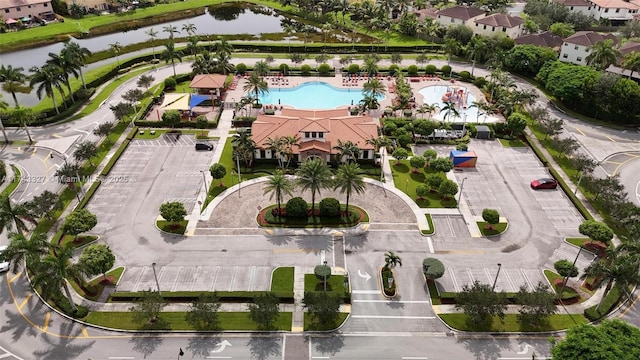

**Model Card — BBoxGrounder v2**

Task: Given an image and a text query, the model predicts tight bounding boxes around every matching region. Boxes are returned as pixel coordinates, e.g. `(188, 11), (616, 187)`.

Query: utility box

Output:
(449, 150), (478, 168)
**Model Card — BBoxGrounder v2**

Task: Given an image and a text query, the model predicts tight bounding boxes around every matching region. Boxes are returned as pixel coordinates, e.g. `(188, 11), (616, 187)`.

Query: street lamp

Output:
(457, 177), (468, 209)
(323, 260), (328, 291)
(236, 153), (242, 198)
(491, 263), (502, 291)
(151, 262), (161, 295)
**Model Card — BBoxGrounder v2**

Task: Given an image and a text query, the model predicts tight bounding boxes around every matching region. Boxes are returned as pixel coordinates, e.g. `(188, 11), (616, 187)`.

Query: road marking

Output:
(9, 271), (22, 283)
(82, 327), (89, 337)
(17, 293), (32, 310)
(607, 136), (616, 142)
(108, 357), (135, 359)
(352, 290), (380, 294)
(427, 236), (434, 254)
(402, 357), (428, 359)
(42, 312), (51, 332)
(574, 127), (585, 136)
(272, 249), (304, 253)
(352, 300), (430, 304)
(350, 315), (436, 319)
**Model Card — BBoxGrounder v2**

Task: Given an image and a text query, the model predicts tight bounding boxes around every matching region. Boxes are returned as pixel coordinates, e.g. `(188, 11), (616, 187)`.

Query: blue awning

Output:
(189, 95), (210, 109)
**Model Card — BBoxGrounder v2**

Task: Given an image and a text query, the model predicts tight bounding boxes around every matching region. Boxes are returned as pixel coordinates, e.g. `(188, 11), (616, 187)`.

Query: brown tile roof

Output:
(591, 0), (639, 9)
(189, 74), (227, 89)
(475, 13), (523, 28)
(414, 8), (438, 21)
(553, 0), (591, 6)
(436, 5), (485, 20)
(251, 109), (379, 155)
(515, 31), (564, 48)
(618, 41), (640, 56)
(563, 31), (618, 47)
(3, 0), (50, 7)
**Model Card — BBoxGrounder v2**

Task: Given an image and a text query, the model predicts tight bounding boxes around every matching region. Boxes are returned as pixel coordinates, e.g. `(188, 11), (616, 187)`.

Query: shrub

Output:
(473, 76), (486, 88)
(416, 184), (430, 200)
(459, 71), (471, 80)
(319, 198), (340, 217)
(397, 134), (412, 148)
(348, 64), (360, 74)
(279, 63), (290, 74)
(285, 197), (308, 218)
(163, 77), (177, 90)
(318, 63), (331, 75)
(388, 64), (400, 76)
(422, 258), (445, 280)
(236, 63), (247, 74)
(300, 64), (312, 75)
(383, 122), (397, 135)
(440, 65), (452, 76)
(0, 161), (5, 185)
(407, 64), (419, 76)
(425, 64), (437, 74)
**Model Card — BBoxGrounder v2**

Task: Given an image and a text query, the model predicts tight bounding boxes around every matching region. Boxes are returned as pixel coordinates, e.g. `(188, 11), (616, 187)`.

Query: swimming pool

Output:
(259, 81), (382, 109)
(418, 85), (479, 122)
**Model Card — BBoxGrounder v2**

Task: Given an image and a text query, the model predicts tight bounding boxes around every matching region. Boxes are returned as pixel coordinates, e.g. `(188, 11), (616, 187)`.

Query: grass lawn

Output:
(426, 279), (440, 305)
(543, 270), (582, 302)
(389, 160), (455, 208)
(157, 220), (188, 235)
(135, 129), (205, 140)
(477, 222), (508, 236)
(304, 274), (348, 296)
(566, 237), (590, 247)
(304, 312), (349, 331)
(422, 214), (435, 235)
(59, 234), (99, 248)
(498, 138), (527, 147)
(271, 267), (294, 293)
(439, 313), (588, 332)
(85, 311), (292, 331)
(0, 165), (21, 197)
(70, 267), (126, 301)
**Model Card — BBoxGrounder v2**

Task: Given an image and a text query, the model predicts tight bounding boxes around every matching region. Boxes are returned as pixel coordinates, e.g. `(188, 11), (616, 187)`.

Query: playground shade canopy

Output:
(189, 95), (210, 109)
(160, 93), (190, 111)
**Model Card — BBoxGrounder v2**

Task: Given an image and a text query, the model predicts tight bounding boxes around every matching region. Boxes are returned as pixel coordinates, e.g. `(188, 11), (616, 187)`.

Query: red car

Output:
(531, 178), (558, 189)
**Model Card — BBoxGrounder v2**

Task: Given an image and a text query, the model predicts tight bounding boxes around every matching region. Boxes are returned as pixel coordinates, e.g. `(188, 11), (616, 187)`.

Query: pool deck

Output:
(225, 72), (500, 122)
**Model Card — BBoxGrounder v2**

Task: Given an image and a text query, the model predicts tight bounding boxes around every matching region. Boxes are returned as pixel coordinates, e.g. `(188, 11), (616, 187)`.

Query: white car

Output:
(0, 245), (9, 272)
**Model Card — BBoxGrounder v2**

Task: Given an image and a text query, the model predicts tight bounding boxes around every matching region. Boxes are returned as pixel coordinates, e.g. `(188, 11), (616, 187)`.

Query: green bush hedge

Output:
(286, 197), (308, 218)
(584, 285), (622, 321)
(319, 197), (340, 217)
(109, 290), (294, 303)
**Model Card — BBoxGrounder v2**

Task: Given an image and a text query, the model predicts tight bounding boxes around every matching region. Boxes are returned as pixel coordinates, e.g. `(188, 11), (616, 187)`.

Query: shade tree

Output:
(482, 209), (500, 230)
(422, 258), (445, 281)
(61, 208), (97, 240)
(247, 292), (280, 330)
(551, 320), (640, 360)
(129, 290), (167, 325)
(303, 291), (342, 327)
(185, 293), (221, 330)
(438, 180), (458, 200)
(516, 282), (556, 329)
(209, 163), (226, 187)
(429, 157), (454, 173)
(578, 220), (614, 243)
(159, 201), (187, 225)
(456, 281), (507, 328)
(78, 244), (115, 282)
(409, 156), (426, 172)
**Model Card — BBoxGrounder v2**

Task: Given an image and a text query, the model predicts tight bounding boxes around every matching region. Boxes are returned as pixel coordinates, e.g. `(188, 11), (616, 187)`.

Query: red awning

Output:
(5, 18), (17, 24)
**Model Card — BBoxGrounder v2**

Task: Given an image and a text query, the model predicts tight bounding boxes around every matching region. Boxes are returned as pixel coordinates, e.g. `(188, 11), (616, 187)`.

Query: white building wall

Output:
(473, 23), (523, 38)
(567, 4), (593, 16)
(559, 42), (590, 65)
(2, 1), (51, 19)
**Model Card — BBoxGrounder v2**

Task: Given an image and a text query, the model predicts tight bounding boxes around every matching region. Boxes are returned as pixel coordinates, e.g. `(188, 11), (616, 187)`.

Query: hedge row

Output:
(439, 291), (579, 305)
(584, 285), (622, 321)
(109, 290), (295, 303)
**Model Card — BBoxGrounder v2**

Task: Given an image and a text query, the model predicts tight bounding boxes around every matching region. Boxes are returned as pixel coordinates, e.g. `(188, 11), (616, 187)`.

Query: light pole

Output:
(323, 260), (328, 291)
(574, 172), (584, 195)
(200, 170), (209, 196)
(559, 246), (584, 297)
(491, 263), (502, 291)
(151, 262), (161, 295)
(457, 177), (468, 209)
(236, 153), (242, 198)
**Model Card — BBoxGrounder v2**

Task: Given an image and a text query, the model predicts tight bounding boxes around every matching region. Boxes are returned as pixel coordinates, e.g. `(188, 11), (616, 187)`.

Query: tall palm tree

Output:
(29, 64), (64, 114)
(163, 24), (180, 39)
(232, 129), (256, 167)
(443, 38), (460, 65)
(213, 50), (235, 74)
(253, 61), (270, 78)
(582, 250), (640, 311)
(0, 94), (9, 143)
(0, 195), (36, 235)
(145, 28), (159, 62)
(469, 100), (485, 121)
(586, 39), (621, 71)
(282, 135), (300, 168)
(8, 106), (36, 143)
(333, 139), (362, 163)
(264, 136), (285, 168)
(242, 72), (268, 105)
(362, 78), (386, 99)
(181, 22), (197, 36)
(622, 51), (640, 79)
(263, 170), (295, 216)
(0, 65), (28, 106)
(46, 51), (80, 102)
(362, 57), (379, 76)
(440, 100), (460, 122)
(334, 162), (366, 217)
(466, 37), (488, 76)
(109, 42), (123, 73)
(384, 251), (402, 269)
(1, 232), (51, 273)
(161, 42), (183, 77)
(30, 245), (82, 313)
(215, 38), (233, 56)
(192, 50), (216, 74)
(295, 158), (333, 214)
(61, 42), (91, 90)
(186, 35), (201, 58)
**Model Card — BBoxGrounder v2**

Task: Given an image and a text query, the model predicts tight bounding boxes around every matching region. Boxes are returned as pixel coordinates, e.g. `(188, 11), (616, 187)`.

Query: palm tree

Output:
(440, 100), (460, 122)
(362, 78), (386, 99)
(1, 232), (51, 273)
(192, 51), (216, 74)
(0, 94), (9, 143)
(443, 38), (460, 65)
(582, 251), (640, 311)
(469, 100), (486, 121)
(283, 24), (295, 53)
(622, 51), (640, 79)
(29, 64), (64, 114)
(242, 72), (268, 105)
(232, 129), (256, 167)
(30, 245), (83, 313)
(163, 24), (180, 39)
(61, 42), (91, 90)
(334, 162), (366, 217)
(384, 251), (402, 269)
(0, 195), (36, 235)
(263, 170), (295, 217)
(181, 22), (197, 36)
(186, 35), (200, 58)
(282, 135), (300, 168)
(333, 139), (362, 163)
(466, 37), (488, 76)
(109, 42), (123, 73)
(215, 38), (233, 57)
(362, 57), (379, 76)
(213, 51), (235, 74)
(0, 65), (28, 106)
(264, 136), (285, 168)
(8, 106), (36, 143)
(586, 39), (621, 71)
(295, 158), (333, 214)
(46, 51), (80, 102)
(253, 61), (271, 78)
(145, 28), (159, 62)
(161, 42), (183, 77)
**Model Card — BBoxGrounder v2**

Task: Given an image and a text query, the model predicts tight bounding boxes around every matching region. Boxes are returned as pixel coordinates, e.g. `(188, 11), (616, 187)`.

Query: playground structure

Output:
(442, 87), (468, 110)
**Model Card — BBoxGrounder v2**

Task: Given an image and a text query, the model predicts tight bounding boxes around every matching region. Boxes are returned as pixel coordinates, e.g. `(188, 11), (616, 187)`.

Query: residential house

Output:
(559, 31), (618, 65)
(515, 31), (564, 50)
(606, 41), (640, 79)
(62, 0), (109, 12)
(473, 13), (524, 38)
(435, 5), (485, 28)
(250, 109), (379, 164)
(1, 0), (53, 21)
(553, 0), (593, 17)
(589, 0), (639, 24)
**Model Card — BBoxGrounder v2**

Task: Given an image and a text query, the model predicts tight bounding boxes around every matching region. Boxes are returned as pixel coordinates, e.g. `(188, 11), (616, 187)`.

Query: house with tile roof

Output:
(189, 74), (228, 99)
(589, 0), (639, 23)
(605, 41), (640, 79)
(553, 0), (594, 17)
(435, 5), (485, 27)
(1, 0), (53, 21)
(559, 31), (618, 65)
(473, 13), (524, 38)
(61, 0), (109, 11)
(515, 31), (564, 49)
(250, 109), (379, 163)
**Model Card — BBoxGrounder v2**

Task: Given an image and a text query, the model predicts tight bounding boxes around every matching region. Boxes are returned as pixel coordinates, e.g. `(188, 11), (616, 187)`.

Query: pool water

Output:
(418, 85), (479, 122)
(259, 81), (382, 109)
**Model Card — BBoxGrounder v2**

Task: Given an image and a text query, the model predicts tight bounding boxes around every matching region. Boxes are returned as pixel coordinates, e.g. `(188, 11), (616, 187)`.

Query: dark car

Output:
(195, 141), (213, 151)
(531, 178), (558, 190)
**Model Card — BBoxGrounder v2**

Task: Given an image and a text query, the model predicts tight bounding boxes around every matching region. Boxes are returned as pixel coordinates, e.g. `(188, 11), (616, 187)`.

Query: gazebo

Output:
(189, 74), (227, 99)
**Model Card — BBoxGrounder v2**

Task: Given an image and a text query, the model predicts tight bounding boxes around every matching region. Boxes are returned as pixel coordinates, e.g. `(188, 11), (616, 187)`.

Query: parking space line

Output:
(191, 266), (201, 291)
(248, 266), (256, 291)
(17, 294), (32, 311)
(448, 268), (459, 292)
(230, 266), (238, 292)
(172, 266), (183, 292)
(211, 266), (220, 291)
(483, 268), (493, 284)
(466, 268), (475, 283)
(504, 269), (517, 292)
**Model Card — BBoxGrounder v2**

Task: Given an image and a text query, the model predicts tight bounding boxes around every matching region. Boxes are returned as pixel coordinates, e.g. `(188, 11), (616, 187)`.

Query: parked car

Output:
(531, 178), (558, 190)
(0, 245), (9, 272)
(195, 141), (213, 151)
